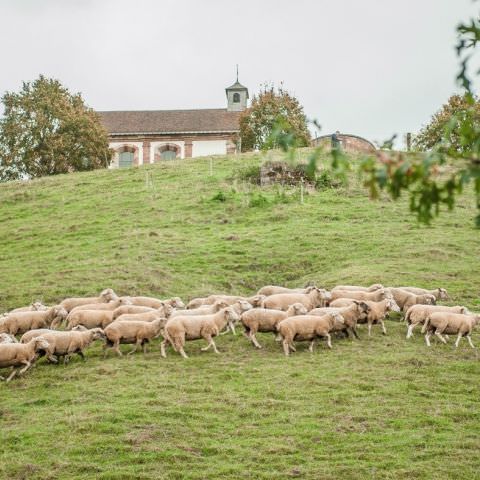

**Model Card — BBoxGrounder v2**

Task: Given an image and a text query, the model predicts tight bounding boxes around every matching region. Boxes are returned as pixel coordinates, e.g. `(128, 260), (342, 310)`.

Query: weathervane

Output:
(236, 64), (239, 82)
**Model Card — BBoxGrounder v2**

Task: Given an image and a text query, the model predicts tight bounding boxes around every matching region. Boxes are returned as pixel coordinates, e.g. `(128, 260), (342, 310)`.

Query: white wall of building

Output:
(109, 141), (144, 168)
(192, 140), (227, 158)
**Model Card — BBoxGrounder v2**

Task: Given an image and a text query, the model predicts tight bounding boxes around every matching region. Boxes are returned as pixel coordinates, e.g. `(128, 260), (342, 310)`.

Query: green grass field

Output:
(0, 150), (479, 479)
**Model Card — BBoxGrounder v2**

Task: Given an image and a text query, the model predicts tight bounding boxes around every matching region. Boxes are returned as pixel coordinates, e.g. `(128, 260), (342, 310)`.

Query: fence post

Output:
(300, 179), (304, 205)
(209, 157), (213, 176)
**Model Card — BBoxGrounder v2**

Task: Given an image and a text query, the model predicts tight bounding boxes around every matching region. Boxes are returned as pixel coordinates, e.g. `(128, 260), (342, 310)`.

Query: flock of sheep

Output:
(0, 283), (477, 382)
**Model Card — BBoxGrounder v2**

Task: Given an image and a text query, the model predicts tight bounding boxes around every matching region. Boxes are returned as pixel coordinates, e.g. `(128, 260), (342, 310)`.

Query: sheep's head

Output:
(437, 288), (449, 300)
(33, 336), (50, 352)
(292, 303), (308, 315)
(249, 295), (266, 308)
(32, 301), (47, 311)
(386, 298), (401, 313)
(51, 307), (68, 328)
(152, 317), (168, 335)
(223, 307), (240, 324)
(353, 301), (371, 319)
(72, 325), (88, 332)
(236, 300), (253, 313)
(168, 297), (185, 309)
(460, 307), (471, 315)
(101, 288), (118, 302)
(187, 298), (204, 309)
(90, 328), (106, 341)
(213, 300), (229, 311)
(368, 283), (383, 291)
(424, 294), (436, 305)
(331, 312), (345, 324)
(119, 297), (133, 306)
(159, 303), (174, 318)
(0, 333), (17, 344)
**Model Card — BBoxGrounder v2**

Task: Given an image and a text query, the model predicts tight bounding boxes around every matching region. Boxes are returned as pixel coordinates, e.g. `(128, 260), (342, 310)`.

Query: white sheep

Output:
(9, 302), (48, 313)
(160, 307), (240, 359)
(262, 286), (331, 311)
(240, 303), (308, 349)
(60, 288), (118, 312)
(256, 285), (311, 296)
(103, 318), (167, 356)
(122, 296), (185, 309)
(387, 288), (436, 311)
(0, 337), (50, 382)
(422, 312), (480, 347)
(405, 305), (469, 339)
(66, 310), (116, 330)
(331, 284), (383, 292)
(276, 312), (344, 356)
(330, 288), (389, 303)
(21, 328), (105, 363)
(69, 297), (132, 313)
(0, 333), (18, 344)
(398, 287), (449, 301)
(0, 307), (68, 335)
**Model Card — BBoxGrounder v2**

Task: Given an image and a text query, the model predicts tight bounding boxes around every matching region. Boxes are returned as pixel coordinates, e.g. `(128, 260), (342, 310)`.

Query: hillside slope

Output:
(0, 151), (479, 480)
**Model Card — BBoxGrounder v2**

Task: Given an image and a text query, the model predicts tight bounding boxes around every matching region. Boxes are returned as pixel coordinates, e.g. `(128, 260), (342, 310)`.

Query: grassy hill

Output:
(0, 150), (479, 479)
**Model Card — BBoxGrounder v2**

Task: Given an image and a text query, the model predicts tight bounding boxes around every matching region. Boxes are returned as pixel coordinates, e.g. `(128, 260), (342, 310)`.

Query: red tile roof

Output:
(98, 108), (242, 135)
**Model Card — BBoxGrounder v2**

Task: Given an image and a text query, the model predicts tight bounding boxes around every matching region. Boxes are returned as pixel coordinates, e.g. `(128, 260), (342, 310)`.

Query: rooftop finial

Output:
(236, 64), (239, 82)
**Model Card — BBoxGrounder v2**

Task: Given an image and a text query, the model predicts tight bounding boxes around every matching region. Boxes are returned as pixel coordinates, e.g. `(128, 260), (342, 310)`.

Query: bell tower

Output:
(226, 65), (249, 112)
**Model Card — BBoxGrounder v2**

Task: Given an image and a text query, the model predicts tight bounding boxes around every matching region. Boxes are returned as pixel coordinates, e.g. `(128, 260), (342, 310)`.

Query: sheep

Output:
(401, 293), (436, 313)
(240, 303), (308, 349)
(9, 302), (48, 313)
(421, 312), (480, 348)
(114, 309), (169, 324)
(331, 284), (383, 292)
(261, 286), (331, 312)
(276, 312), (344, 356)
(405, 305), (470, 339)
(60, 288), (118, 312)
(309, 301), (371, 339)
(186, 294), (264, 310)
(0, 333), (18, 344)
(397, 287), (449, 301)
(0, 337), (50, 382)
(330, 288), (390, 303)
(70, 297), (132, 313)
(121, 296), (185, 309)
(387, 288), (436, 311)
(362, 298), (401, 336)
(21, 328), (105, 363)
(160, 307), (240, 359)
(103, 318), (167, 357)
(112, 305), (157, 320)
(257, 285), (310, 296)
(0, 307), (68, 336)
(66, 310), (116, 330)
(170, 300), (230, 318)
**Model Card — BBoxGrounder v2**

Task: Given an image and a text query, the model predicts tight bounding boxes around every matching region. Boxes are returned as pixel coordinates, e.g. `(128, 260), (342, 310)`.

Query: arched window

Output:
(233, 92), (240, 103)
(156, 144), (180, 161)
(161, 149), (177, 160)
(117, 148), (135, 168)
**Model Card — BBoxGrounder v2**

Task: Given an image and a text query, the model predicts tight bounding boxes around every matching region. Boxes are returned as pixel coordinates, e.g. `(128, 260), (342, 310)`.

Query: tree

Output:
(0, 75), (112, 181)
(413, 93), (480, 154)
(239, 84), (311, 152)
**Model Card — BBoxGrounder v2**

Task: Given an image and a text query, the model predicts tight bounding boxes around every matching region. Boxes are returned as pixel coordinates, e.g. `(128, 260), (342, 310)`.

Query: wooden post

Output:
(406, 132), (412, 151)
(209, 157), (213, 176)
(300, 179), (304, 205)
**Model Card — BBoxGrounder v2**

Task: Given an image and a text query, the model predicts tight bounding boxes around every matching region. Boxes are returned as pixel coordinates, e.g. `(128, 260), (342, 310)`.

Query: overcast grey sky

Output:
(0, 0), (478, 146)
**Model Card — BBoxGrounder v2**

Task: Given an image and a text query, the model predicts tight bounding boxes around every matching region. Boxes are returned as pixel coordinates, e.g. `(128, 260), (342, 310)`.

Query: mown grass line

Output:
(0, 150), (479, 479)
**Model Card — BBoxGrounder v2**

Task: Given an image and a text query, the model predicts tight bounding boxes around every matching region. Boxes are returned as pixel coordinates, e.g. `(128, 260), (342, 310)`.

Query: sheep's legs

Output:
(368, 323), (372, 337)
(351, 328), (360, 340)
(425, 332), (431, 346)
(308, 340), (315, 353)
(455, 333), (463, 348)
(6, 367), (18, 382)
(325, 334), (332, 349)
(435, 331), (447, 344)
(127, 339), (142, 356)
(228, 322), (236, 336)
(467, 335), (475, 348)
(274, 333), (282, 342)
(406, 324), (415, 339)
(201, 335), (219, 354)
(380, 320), (387, 335)
(178, 347), (189, 359)
(160, 341), (167, 358)
(282, 340), (290, 356)
(250, 332), (262, 349)
(112, 341), (123, 357)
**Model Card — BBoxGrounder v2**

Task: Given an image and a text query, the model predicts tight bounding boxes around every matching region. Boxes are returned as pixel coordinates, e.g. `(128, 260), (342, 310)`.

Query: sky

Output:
(0, 0), (478, 147)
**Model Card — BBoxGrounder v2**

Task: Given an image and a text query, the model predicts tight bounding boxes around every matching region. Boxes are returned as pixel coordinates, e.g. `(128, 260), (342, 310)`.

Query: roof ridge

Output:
(98, 108), (230, 114)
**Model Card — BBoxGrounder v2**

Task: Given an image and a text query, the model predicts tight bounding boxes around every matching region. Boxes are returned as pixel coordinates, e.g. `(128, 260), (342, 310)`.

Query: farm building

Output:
(98, 77), (249, 168)
(312, 133), (376, 153)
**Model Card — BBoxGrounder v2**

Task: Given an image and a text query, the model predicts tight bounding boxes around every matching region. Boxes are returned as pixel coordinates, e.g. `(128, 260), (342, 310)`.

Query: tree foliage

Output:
(0, 75), (112, 181)
(413, 93), (480, 154)
(239, 84), (310, 152)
